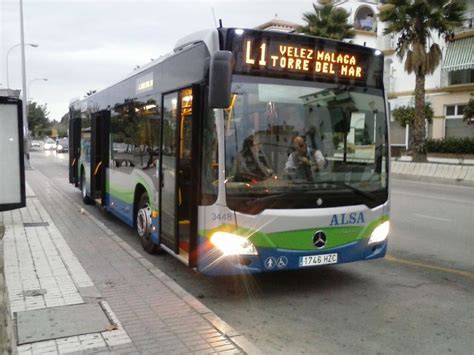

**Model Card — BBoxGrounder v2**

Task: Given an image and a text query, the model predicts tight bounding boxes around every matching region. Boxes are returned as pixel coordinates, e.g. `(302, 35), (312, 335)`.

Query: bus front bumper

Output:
(197, 237), (387, 276)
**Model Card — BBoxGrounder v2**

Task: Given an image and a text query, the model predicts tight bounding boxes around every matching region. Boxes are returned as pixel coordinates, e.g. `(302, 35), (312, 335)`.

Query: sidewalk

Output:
(1, 224), (16, 355)
(0, 170), (259, 354)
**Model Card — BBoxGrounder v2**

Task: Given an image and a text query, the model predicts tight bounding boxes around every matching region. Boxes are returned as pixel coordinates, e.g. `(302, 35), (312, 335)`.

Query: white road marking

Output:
(413, 213), (452, 222)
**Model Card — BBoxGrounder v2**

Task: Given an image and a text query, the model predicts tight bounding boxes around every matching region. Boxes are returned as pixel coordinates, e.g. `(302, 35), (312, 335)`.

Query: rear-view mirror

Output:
(209, 51), (233, 109)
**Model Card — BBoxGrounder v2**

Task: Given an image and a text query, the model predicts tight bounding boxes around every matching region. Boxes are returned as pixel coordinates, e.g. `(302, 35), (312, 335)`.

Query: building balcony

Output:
(442, 82), (474, 93)
(354, 16), (376, 32)
(354, 28), (377, 37)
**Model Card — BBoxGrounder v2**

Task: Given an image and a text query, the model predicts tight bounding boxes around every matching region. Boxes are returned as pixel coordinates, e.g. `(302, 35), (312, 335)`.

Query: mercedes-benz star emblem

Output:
(313, 230), (327, 249)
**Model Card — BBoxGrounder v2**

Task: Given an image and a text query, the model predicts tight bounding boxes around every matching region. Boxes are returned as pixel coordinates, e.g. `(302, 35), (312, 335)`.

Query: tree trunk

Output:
(412, 73), (428, 162)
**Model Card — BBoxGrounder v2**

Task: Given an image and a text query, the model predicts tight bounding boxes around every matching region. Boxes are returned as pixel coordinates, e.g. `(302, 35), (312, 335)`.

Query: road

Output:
(30, 150), (474, 354)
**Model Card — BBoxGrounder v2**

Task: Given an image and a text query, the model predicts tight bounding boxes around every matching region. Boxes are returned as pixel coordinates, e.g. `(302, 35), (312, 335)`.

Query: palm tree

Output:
(296, 0), (355, 41)
(380, 0), (465, 162)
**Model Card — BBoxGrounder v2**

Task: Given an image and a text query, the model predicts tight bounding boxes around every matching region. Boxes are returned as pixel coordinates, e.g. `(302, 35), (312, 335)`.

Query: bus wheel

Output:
(136, 192), (160, 254)
(81, 172), (93, 205)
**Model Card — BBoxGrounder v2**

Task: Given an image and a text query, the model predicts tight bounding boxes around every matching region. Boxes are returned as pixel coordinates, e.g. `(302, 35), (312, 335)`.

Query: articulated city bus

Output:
(69, 28), (390, 276)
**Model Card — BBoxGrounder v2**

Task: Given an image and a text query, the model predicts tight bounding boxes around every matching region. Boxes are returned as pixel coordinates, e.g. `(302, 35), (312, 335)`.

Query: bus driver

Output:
(284, 136), (326, 181)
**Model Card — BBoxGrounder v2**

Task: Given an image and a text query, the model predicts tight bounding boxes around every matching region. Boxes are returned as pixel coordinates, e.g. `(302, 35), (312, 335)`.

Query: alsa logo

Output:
(330, 212), (365, 226)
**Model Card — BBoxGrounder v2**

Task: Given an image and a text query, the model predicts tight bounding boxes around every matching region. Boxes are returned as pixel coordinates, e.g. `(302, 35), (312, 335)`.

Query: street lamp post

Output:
(6, 43), (38, 88)
(18, 0), (37, 163)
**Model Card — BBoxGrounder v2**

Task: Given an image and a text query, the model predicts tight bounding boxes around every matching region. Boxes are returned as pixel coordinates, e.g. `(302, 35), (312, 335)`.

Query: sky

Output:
(0, 0), (314, 121)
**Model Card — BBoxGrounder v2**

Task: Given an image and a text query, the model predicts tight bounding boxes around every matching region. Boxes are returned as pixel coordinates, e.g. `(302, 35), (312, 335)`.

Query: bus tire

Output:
(136, 192), (160, 254)
(80, 171), (93, 205)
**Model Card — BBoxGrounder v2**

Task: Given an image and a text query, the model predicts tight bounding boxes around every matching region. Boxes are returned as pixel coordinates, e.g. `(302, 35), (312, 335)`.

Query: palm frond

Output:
(297, 0), (354, 40)
(381, 0), (465, 76)
(426, 43), (442, 74)
(405, 50), (414, 74)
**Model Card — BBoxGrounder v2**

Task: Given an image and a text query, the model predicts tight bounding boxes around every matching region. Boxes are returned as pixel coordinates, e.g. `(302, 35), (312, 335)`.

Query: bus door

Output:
(69, 113), (81, 186)
(90, 110), (110, 206)
(160, 86), (201, 265)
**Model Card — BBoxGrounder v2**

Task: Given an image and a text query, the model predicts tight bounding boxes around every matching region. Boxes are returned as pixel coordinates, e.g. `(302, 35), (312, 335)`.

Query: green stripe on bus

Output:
(105, 178), (156, 209)
(200, 215), (389, 251)
(106, 182), (134, 204)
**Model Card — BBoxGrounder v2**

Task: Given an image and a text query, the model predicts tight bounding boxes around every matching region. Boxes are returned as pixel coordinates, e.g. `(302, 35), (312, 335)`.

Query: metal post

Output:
(405, 123), (409, 150)
(19, 0), (29, 161)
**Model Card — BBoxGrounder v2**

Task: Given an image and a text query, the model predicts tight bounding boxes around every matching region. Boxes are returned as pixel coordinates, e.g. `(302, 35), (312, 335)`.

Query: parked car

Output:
(56, 138), (69, 153)
(43, 138), (57, 150)
(30, 140), (41, 149)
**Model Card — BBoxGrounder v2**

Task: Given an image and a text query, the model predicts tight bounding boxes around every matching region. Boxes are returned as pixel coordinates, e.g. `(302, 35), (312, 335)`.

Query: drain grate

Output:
(23, 222), (49, 227)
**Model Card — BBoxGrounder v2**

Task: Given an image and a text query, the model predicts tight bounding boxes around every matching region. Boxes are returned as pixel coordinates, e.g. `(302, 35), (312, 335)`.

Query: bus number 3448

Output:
(211, 213), (233, 222)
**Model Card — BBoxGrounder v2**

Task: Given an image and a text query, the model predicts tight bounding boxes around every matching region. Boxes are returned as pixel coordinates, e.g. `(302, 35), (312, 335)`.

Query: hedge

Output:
(425, 137), (474, 154)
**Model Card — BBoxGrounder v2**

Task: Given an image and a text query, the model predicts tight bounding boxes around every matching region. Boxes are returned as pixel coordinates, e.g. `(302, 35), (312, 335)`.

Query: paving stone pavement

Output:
(0, 169), (259, 355)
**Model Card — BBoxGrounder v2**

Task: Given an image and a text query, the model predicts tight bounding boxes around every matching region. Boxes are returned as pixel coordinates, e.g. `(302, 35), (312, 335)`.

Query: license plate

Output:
(299, 253), (338, 267)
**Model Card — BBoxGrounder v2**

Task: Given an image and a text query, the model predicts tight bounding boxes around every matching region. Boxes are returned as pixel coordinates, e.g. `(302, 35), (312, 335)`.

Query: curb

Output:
(34, 171), (262, 355)
(0, 225), (17, 355)
(391, 161), (474, 187)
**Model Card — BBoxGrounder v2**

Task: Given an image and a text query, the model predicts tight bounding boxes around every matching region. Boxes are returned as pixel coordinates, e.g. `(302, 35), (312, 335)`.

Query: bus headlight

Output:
(369, 221), (390, 244)
(210, 232), (257, 256)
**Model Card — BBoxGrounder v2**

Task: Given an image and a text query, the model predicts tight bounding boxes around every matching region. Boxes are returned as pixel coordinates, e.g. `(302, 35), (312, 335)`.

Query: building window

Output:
(354, 6), (376, 32)
(445, 119), (474, 138)
(445, 104), (467, 118)
(448, 69), (474, 85)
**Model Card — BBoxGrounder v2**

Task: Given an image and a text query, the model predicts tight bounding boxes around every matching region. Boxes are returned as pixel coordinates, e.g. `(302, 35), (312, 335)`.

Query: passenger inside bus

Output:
(233, 134), (274, 181)
(284, 136), (326, 181)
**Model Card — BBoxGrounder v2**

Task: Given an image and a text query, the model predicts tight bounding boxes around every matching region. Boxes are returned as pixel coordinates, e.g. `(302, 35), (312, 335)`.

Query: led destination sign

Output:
(226, 30), (383, 88)
(244, 40), (363, 78)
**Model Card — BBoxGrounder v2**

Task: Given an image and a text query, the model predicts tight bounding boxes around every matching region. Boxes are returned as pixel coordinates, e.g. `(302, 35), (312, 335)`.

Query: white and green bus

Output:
(69, 28), (390, 275)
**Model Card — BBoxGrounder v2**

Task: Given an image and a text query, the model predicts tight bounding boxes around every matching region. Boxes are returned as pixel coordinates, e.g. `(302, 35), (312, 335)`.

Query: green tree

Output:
(463, 98), (474, 124)
(58, 112), (70, 136)
(379, 0), (465, 162)
(28, 101), (50, 138)
(296, 0), (355, 40)
(50, 113), (69, 138)
(392, 102), (433, 128)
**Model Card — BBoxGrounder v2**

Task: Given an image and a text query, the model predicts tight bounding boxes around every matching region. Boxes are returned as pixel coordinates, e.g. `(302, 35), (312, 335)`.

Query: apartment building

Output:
(256, 0), (474, 144)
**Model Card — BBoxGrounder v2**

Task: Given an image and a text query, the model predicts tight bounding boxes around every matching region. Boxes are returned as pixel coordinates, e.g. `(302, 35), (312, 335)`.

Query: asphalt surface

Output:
(30, 149), (474, 354)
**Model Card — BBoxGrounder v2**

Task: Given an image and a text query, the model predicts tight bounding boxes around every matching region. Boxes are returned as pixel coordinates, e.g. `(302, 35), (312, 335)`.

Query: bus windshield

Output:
(224, 76), (388, 214)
